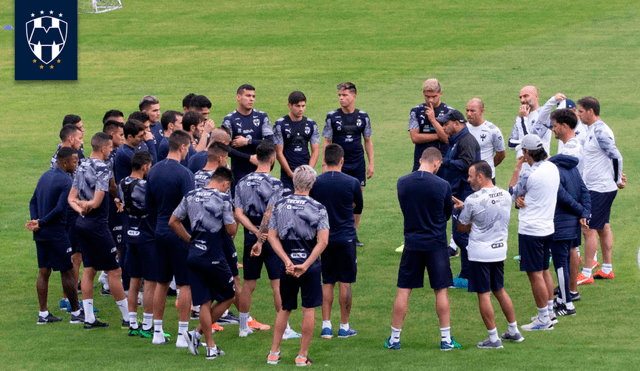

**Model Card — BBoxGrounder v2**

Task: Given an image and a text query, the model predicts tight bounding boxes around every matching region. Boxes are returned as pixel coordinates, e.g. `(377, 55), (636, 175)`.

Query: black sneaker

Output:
(217, 311), (240, 325)
(190, 310), (200, 320)
(84, 319), (109, 329)
(553, 286), (560, 296)
(206, 346), (225, 360)
(37, 312), (62, 325)
(554, 303), (576, 316)
(355, 238), (364, 247)
(571, 292), (581, 302)
(70, 311), (85, 324)
(101, 287), (112, 296)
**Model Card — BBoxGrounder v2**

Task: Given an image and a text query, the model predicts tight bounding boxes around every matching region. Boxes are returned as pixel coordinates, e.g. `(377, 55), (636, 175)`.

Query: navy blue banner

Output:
(15, 1), (77, 80)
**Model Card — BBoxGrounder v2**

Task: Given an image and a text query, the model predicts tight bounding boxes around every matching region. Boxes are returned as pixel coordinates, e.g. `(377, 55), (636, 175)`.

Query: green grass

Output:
(1, 0), (640, 369)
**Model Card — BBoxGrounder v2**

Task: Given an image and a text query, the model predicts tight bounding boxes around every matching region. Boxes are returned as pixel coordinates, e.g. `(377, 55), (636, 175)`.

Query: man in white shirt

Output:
(455, 161), (523, 348)
(509, 134), (559, 331)
(465, 99), (506, 182)
(576, 97), (626, 284)
(507, 86), (552, 158)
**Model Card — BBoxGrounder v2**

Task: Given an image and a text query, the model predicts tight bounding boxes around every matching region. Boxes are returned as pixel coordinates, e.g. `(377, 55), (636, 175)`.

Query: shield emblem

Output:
(304, 126), (311, 135)
(26, 16), (67, 64)
(253, 118), (260, 127)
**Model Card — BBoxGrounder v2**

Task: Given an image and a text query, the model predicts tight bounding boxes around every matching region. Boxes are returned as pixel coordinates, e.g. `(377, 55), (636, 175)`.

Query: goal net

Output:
(78, 0), (123, 14)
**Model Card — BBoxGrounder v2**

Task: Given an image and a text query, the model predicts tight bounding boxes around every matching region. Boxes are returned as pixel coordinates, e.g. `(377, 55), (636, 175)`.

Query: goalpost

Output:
(78, 0), (123, 14)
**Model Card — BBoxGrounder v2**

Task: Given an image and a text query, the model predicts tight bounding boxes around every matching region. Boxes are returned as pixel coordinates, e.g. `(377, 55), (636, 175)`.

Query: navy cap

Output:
(436, 109), (466, 124)
(556, 99), (576, 110)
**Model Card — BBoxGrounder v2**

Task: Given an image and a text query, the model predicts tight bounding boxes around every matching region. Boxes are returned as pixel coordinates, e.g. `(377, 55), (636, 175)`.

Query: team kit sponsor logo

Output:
(15, 0), (77, 80)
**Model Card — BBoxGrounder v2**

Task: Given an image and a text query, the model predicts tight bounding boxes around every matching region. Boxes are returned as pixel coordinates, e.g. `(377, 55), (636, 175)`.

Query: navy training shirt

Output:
(29, 167), (72, 241)
(397, 170), (452, 251)
(273, 115), (321, 176)
(310, 171), (362, 241)
(322, 109), (372, 170)
(408, 102), (452, 171)
(146, 158), (195, 236)
(157, 138), (195, 168)
(149, 122), (164, 152)
(222, 109), (273, 179)
(188, 151), (208, 173)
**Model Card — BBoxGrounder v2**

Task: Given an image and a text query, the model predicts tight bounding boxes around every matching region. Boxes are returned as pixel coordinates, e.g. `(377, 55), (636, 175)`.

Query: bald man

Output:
(507, 86), (551, 159)
(465, 98), (506, 182)
(188, 128), (232, 173)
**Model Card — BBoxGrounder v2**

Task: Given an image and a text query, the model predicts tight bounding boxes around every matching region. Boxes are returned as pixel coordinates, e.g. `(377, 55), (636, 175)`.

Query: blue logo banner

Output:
(15, 0), (77, 80)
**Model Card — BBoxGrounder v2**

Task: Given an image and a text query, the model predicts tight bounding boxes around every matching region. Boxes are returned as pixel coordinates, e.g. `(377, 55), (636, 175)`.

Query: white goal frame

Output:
(78, 0), (123, 14)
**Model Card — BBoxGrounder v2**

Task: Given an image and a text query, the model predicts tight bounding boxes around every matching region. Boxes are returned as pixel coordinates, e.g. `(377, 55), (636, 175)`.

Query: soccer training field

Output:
(1, 0), (639, 369)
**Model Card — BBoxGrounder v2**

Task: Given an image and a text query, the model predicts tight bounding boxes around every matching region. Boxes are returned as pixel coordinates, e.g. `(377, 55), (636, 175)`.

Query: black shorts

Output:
(519, 234), (552, 272)
(153, 232), (190, 286)
(67, 224), (81, 253)
(280, 263), (322, 311)
(187, 257), (235, 306)
(343, 161), (366, 187)
(242, 241), (283, 281)
(321, 239), (357, 284)
(77, 225), (119, 271)
(125, 240), (155, 281)
(588, 190), (617, 230)
(36, 239), (74, 272)
(397, 248), (453, 290)
(468, 261), (504, 294)
(222, 232), (239, 277)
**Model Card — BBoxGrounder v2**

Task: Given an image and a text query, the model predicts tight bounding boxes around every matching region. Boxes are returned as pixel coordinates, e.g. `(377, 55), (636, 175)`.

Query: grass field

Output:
(1, 0), (640, 369)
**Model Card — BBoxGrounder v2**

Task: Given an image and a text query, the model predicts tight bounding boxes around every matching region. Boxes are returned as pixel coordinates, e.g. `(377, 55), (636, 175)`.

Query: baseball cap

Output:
(556, 99), (576, 110)
(436, 109), (466, 124)
(516, 134), (543, 151)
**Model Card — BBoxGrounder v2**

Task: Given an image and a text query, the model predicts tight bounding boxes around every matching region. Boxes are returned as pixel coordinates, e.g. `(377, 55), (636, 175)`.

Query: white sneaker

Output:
(239, 328), (254, 338)
(530, 314), (558, 325)
(176, 333), (189, 348)
(282, 328), (302, 340)
(521, 317), (553, 331)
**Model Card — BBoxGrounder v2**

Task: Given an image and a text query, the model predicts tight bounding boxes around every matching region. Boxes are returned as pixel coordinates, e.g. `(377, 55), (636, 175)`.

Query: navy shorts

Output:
(187, 257), (235, 306)
(77, 225), (119, 271)
(66, 224), (81, 254)
(125, 240), (156, 281)
(280, 263), (322, 311)
(343, 161), (366, 187)
(222, 232), (239, 277)
(153, 232), (190, 286)
(519, 234), (552, 272)
(397, 248), (453, 290)
(468, 261), (504, 294)
(321, 239), (357, 284)
(280, 173), (294, 195)
(588, 190), (617, 230)
(243, 241), (283, 281)
(36, 239), (74, 272)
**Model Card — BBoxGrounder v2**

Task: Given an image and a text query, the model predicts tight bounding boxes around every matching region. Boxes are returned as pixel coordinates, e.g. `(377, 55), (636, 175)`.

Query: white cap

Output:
(516, 134), (543, 151)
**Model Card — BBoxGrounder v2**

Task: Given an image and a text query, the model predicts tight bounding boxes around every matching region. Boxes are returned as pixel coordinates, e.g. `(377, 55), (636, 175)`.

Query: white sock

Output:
(124, 290), (129, 297)
(602, 264), (612, 274)
(582, 267), (592, 278)
(537, 307), (549, 324)
(390, 326), (402, 343)
(170, 277), (176, 290)
(286, 321), (292, 331)
(192, 305), (200, 312)
(71, 309), (81, 316)
(566, 301), (575, 310)
(239, 312), (249, 331)
(83, 299), (95, 323)
(222, 309), (229, 317)
(178, 321), (189, 336)
(322, 320), (332, 329)
(488, 328), (499, 342)
(570, 290), (578, 295)
(576, 246), (581, 257)
(508, 321), (519, 335)
(116, 298), (129, 320)
(153, 320), (164, 340)
(440, 327), (451, 343)
(340, 323), (349, 331)
(594, 250), (598, 262)
(129, 313), (138, 328)
(39, 310), (49, 317)
(194, 330), (203, 341)
(547, 300), (554, 314)
(269, 350), (280, 356)
(142, 313), (153, 330)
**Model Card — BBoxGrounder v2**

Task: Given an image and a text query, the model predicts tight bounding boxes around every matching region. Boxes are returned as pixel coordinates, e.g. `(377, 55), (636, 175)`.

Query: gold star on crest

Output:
(57, 59), (61, 63)
(50, 65), (54, 69)
(33, 59), (36, 63)
(39, 65), (43, 69)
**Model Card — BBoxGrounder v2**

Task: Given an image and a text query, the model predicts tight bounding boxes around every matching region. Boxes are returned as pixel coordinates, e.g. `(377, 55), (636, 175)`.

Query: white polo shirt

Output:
(466, 121), (506, 179)
(517, 160), (559, 236)
(583, 120), (623, 193)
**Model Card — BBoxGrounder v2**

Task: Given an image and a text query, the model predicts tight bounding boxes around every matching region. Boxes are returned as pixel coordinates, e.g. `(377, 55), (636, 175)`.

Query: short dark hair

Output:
(211, 166), (234, 183)
(527, 148), (548, 162)
(161, 110), (183, 131)
(237, 84), (255, 95)
(91, 132), (112, 149)
(470, 161), (492, 179)
(337, 82), (356, 95)
(123, 119), (144, 139)
(60, 124), (80, 141)
(324, 144), (344, 166)
(102, 110), (124, 124)
(578, 97), (600, 116)
(168, 130), (191, 152)
(131, 151), (153, 170)
(188, 95), (212, 110)
(207, 141), (229, 162)
(103, 120), (124, 134)
(182, 111), (204, 132)
(57, 146), (78, 160)
(550, 109), (578, 129)
(128, 111), (150, 123)
(420, 147), (442, 163)
(62, 114), (81, 127)
(256, 142), (276, 163)
(182, 93), (196, 108)
(288, 91), (307, 105)
(139, 95), (159, 112)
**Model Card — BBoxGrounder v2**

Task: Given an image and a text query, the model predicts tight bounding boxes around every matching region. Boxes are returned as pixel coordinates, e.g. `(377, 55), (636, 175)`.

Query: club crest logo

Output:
(253, 118), (260, 127)
(26, 13), (67, 65)
(304, 126), (311, 135)
(356, 119), (362, 127)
